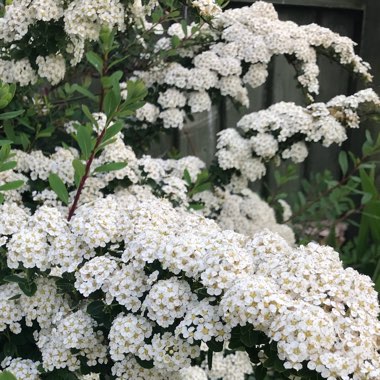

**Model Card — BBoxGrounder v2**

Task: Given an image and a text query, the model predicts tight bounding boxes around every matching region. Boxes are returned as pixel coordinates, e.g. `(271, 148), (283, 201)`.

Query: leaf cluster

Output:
(269, 131), (380, 291)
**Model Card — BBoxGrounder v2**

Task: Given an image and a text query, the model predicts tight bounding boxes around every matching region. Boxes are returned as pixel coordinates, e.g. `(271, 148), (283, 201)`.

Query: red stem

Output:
(67, 50), (110, 221)
(67, 127), (107, 221)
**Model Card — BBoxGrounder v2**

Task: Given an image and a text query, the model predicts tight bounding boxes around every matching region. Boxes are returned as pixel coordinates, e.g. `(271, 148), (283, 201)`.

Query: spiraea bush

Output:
(0, 1), (379, 379)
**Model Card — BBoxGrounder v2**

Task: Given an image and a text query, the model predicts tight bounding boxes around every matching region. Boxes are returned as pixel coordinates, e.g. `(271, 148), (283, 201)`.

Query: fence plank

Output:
(357, 0), (380, 186)
(179, 107), (222, 165)
(260, 0), (365, 10)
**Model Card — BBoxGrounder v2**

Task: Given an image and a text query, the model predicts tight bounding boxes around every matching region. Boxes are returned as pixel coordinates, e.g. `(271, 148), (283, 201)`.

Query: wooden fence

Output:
(153, 0), (380, 188)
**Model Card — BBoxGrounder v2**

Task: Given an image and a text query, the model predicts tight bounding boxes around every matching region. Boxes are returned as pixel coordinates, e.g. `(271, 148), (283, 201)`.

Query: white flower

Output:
(1, 357), (41, 380)
(64, 0), (125, 41)
(143, 278), (196, 327)
(192, 0), (222, 17)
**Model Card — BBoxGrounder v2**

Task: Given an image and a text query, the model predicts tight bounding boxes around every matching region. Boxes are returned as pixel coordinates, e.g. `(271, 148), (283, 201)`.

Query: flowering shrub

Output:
(0, 0), (379, 379)
(215, 89), (380, 183)
(1, 191), (380, 379)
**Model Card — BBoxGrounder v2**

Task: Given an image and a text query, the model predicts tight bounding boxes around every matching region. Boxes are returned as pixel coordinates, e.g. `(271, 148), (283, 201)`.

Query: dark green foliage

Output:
(269, 131), (380, 291)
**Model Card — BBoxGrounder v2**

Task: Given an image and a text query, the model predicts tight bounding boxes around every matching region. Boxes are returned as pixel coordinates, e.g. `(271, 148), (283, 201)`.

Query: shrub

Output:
(0, 1), (379, 379)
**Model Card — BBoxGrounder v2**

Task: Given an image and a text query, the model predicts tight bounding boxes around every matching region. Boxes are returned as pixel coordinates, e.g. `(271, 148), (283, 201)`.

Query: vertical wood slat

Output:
(356, 0), (380, 186)
(179, 108), (222, 165)
(261, 0), (364, 9)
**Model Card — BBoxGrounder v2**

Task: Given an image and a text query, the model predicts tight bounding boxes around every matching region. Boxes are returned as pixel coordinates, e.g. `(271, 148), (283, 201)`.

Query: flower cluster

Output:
(0, 0), (125, 84)
(3, 117), (208, 212)
(192, 0), (222, 18)
(64, 0), (125, 41)
(202, 351), (253, 380)
(35, 310), (108, 372)
(0, 122), (341, 248)
(0, 190), (379, 379)
(193, 187), (295, 244)
(216, 89), (380, 182)
(35, 54), (66, 85)
(131, 2), (372, 130)
(0, 277), (69, 334)
(1, 357), (41, 380)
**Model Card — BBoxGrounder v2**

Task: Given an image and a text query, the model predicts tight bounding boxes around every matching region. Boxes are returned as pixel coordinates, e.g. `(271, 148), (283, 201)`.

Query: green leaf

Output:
(357, 168), (380, 253)
(54, 275), (76, 294)
(72, 159), (86, 187)
(100, 76), (113, 88)
(171, 35), (181, 48)
(0, 109), (24, 120)
(360, 168), (378, 196)
(126, 80), (147, 101)
(375, 274), (380, 293)
(273, 356), (286, 373)
(72, 84), (97, 102)
(48, 173), (69, 205)
(19, 281), (37, 297)
(108, 55), (130, 70)
(118, 80), (147, 116)
(365, 129), (374, 145)
(45, 369), (79, 380)
(117, 108), (137, 117)
(240, 325), (256, 348)
(4, 125), (16, 141)
(338, 151), (348, 176)
(183, 169), (192, 185)
(189, 202), (204, 211)
(94, 162), (127, 173)
(109, 71), (123, 86)
(103, 121), (124, 142)
(0, 180), (24, 191)
(0, 140), (13, 146)
(181, 20), (188, 37)
(37, 125), (55, 138)
(206, 339), (224, 352)
(7, 83), (16, 99)
(19, 133), (30, 151)
(76, 125), (93, 160)
(151, 6), (163, 23)
(8, 294), (21, 300)
(99, 28), (115, 53)
(86, 51), (103, 74)
(196, 170), (209, 183)
(0, 370), (18, 380)
(135, 357), (154, 370)
(229, 328), (244, 350)
(0, 161), (17, 172)
(191, 182), (211, 195)
(110, 71), (122, 104)
(86, 300), (111, 326)
(87, 300), (106, 319)
(361, 192), (373, 204)
(104, 90), (120, 117)
(3, 274), (28, 285)
(2, 341), (17, 357)
(254, 366), (267, 380)
(81, 105), (97, 126)
(0, 192), (4, 204)
(3, 275), (37, 296)
(96, 137), (117, 152)
(0, 144), (11, 162)
(207, 349), (213, 370)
